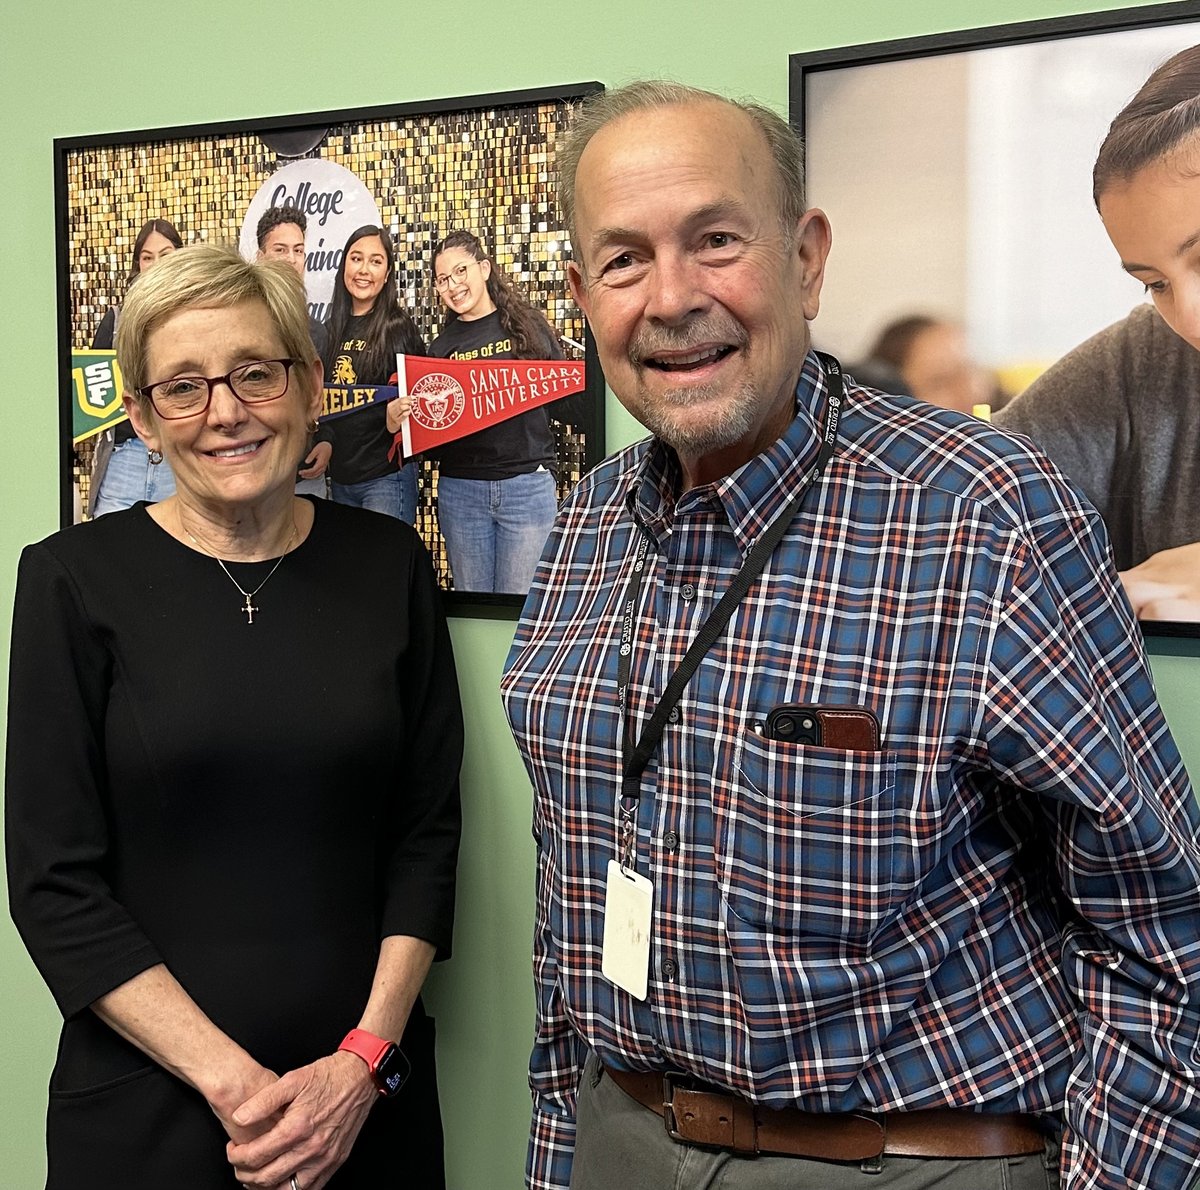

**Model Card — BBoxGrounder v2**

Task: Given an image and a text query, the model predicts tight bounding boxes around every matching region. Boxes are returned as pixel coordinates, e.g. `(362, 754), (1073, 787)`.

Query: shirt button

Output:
(661, 959), (678, 980)
(680, 583), (696, 601)
(667, 706), (681, 724)
(663, 831), (679, 852)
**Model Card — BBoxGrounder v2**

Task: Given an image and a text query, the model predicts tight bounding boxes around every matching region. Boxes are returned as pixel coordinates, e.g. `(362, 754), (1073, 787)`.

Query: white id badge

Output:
(601, 860), (653, 1000)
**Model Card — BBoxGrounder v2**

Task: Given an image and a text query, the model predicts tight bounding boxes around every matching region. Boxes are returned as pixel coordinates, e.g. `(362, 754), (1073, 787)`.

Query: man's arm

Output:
(982, 495), (1200, 1190)
(527, 823), (589, 1190)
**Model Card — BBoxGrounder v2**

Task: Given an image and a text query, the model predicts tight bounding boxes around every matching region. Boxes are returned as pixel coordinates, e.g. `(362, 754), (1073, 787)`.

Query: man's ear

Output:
(123, 394), (159, 454)
(793, 208), (832, 322)
(568, 261), (590, 320)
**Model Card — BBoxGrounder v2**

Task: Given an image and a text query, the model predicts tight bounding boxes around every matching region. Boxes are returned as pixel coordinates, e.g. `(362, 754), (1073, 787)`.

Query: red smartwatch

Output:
(338, 1028), (411, 1097)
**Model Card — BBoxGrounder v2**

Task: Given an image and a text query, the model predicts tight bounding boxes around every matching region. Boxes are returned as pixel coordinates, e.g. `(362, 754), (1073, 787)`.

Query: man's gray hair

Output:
(558, 81), (807, 248)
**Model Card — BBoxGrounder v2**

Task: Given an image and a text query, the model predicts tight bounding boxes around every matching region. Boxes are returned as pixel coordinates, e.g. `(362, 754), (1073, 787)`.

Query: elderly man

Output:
(500, 82), (1200, 1190)
(255, 205), (331, 494)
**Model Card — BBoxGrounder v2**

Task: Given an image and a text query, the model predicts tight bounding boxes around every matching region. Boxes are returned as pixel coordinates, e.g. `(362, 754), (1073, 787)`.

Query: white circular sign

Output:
(239, 159), (382, 324)
(410, 373), (466, 431)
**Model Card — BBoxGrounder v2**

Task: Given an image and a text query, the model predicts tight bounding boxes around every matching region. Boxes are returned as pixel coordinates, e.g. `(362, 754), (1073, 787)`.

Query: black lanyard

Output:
(615, 353), (844, 820)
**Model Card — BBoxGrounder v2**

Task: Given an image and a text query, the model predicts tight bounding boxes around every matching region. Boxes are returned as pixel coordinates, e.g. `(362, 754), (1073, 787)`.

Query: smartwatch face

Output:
(377, 1045), (411, 1096)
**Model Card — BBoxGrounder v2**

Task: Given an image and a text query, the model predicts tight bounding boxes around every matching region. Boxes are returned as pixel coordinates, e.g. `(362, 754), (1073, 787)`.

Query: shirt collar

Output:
(626, 350), (830, 557)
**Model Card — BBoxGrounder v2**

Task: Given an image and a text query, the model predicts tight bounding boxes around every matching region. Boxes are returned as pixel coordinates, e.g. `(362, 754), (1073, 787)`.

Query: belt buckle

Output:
(661, 1073), (687, 1142)
(662, 1074), (759, 1156)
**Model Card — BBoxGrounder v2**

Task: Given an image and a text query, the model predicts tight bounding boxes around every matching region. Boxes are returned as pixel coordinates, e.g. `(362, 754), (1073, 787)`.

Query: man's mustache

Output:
(628, 317), (749, 364)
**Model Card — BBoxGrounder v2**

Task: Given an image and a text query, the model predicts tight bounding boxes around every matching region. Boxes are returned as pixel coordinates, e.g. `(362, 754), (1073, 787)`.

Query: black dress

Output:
(5, 498), (462, 1188)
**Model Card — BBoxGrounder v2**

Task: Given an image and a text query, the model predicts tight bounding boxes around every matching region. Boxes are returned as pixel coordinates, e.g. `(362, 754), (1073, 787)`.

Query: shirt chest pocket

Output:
(715, 729), (902, 943)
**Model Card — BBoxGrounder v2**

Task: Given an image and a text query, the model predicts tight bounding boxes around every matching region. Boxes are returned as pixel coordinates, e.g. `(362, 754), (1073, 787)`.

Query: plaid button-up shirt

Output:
(501, 352), (1200, 1190)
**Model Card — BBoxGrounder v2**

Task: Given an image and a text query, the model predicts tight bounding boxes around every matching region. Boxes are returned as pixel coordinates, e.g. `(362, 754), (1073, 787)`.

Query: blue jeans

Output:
(91, 436), (177, 517)
(294, 475), (328, 499)
(437, 469), (557, 594)
(331, 463), (417, 525)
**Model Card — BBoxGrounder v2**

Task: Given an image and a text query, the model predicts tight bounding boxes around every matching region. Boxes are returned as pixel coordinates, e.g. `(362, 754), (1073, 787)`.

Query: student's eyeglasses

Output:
(433, 261), (479, 290)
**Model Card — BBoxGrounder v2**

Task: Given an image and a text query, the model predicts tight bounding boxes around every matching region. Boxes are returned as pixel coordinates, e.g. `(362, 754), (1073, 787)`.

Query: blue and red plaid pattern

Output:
(501, 353), (1200, 1190)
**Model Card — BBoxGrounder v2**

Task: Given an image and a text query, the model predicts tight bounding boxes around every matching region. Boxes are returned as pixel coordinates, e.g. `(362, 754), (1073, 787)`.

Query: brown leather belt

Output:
(603, 1065), (1047, 1162)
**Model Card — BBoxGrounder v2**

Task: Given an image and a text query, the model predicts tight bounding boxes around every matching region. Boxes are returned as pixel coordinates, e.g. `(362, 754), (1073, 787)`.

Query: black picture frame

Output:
(791, 2), (1200, 638)
(54, 82), (606, 617)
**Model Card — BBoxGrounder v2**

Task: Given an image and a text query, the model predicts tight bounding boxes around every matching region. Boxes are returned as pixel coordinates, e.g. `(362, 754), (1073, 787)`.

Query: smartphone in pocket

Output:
(762, 704), (881, 750)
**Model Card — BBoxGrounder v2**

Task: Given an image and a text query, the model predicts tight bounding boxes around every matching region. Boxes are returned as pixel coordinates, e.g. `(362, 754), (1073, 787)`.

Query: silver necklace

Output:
(185, 523), (298, 625)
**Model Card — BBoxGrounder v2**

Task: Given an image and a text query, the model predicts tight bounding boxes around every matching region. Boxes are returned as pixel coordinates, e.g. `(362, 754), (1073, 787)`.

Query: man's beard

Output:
(632, 376), (759, 458)
(628, 317), (757, 457)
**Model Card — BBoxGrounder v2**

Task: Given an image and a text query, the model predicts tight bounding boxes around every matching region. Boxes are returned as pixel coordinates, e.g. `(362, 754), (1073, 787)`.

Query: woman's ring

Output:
(290, 1177), (301, 1190)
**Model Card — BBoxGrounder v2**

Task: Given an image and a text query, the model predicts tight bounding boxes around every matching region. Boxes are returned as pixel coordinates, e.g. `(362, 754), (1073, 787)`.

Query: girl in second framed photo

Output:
(323, 225), (424, 524)
(998, 43), (1200, 622)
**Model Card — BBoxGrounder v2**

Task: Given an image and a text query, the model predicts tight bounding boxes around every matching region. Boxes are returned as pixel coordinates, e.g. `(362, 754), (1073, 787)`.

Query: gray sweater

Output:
(997, 304), (1200, 571)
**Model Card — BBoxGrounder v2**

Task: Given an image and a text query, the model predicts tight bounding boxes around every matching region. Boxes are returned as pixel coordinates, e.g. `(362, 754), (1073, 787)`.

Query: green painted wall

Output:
(0, 1), (1192, 1185)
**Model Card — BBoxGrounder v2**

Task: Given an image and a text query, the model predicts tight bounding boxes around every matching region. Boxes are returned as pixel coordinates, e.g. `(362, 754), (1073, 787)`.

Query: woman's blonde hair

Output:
(117, 243), (317, 404)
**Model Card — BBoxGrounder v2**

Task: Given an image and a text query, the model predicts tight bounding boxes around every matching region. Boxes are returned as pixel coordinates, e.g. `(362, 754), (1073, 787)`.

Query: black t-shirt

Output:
(323, 313), (421, 485)
(309, 315), (328, 366)
(428, 309), (562, 481)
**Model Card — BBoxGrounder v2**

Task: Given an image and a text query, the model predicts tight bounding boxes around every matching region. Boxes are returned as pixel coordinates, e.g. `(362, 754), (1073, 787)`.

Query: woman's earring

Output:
(307, 420), (320, 434)
(148, 449), (164, 465)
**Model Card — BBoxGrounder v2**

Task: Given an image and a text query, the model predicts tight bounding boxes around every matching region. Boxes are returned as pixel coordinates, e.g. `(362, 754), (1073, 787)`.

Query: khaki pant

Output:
(570, 1052), (1058, 1190)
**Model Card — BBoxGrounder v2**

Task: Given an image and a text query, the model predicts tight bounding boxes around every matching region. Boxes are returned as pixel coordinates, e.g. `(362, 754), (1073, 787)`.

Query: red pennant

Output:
(396, 354), (586, 457)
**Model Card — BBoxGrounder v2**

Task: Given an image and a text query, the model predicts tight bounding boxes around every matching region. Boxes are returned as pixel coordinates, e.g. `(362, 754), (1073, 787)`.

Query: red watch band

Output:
(338, 1028), (392, 1074)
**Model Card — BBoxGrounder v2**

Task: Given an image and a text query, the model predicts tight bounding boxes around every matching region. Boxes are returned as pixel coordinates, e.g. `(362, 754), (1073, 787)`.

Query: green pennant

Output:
(72, 350), (129, 443)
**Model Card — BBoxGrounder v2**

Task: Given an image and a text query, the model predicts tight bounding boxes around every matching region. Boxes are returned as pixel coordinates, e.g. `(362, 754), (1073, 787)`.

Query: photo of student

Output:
(323, 225), (423, 523)
(89, 218), (184, 517)
(254, 204), (331, 499)
(390, 230), (564, 593)
(254, 205), (328, 363)
(997, 44), (1200, 621)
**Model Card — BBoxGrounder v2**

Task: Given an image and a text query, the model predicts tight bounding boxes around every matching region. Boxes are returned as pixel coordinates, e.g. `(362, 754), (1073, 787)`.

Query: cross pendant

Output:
(242, 594), (259, 624)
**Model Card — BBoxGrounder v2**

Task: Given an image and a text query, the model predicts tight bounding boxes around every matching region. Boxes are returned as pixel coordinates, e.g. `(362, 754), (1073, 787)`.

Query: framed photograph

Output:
(791, 2), (1200, 636)
(54, 82), (605, 616)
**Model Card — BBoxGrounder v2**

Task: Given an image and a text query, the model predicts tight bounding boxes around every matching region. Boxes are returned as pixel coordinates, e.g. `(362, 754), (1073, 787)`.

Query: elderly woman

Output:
(6, 245), (462, 1188)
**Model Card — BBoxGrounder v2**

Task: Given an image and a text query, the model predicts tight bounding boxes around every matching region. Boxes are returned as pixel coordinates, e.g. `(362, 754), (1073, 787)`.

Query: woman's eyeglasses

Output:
(137, 358), (296, 420)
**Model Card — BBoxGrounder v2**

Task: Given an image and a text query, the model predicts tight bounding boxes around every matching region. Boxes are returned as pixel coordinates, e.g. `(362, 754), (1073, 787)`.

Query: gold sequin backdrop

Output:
(65, 97), (595, 590)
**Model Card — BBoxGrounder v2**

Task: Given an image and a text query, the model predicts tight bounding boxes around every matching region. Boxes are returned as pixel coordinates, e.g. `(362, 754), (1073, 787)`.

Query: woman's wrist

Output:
(330, 1045), (378, 1093)
(198, 1048), (274, 1117)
